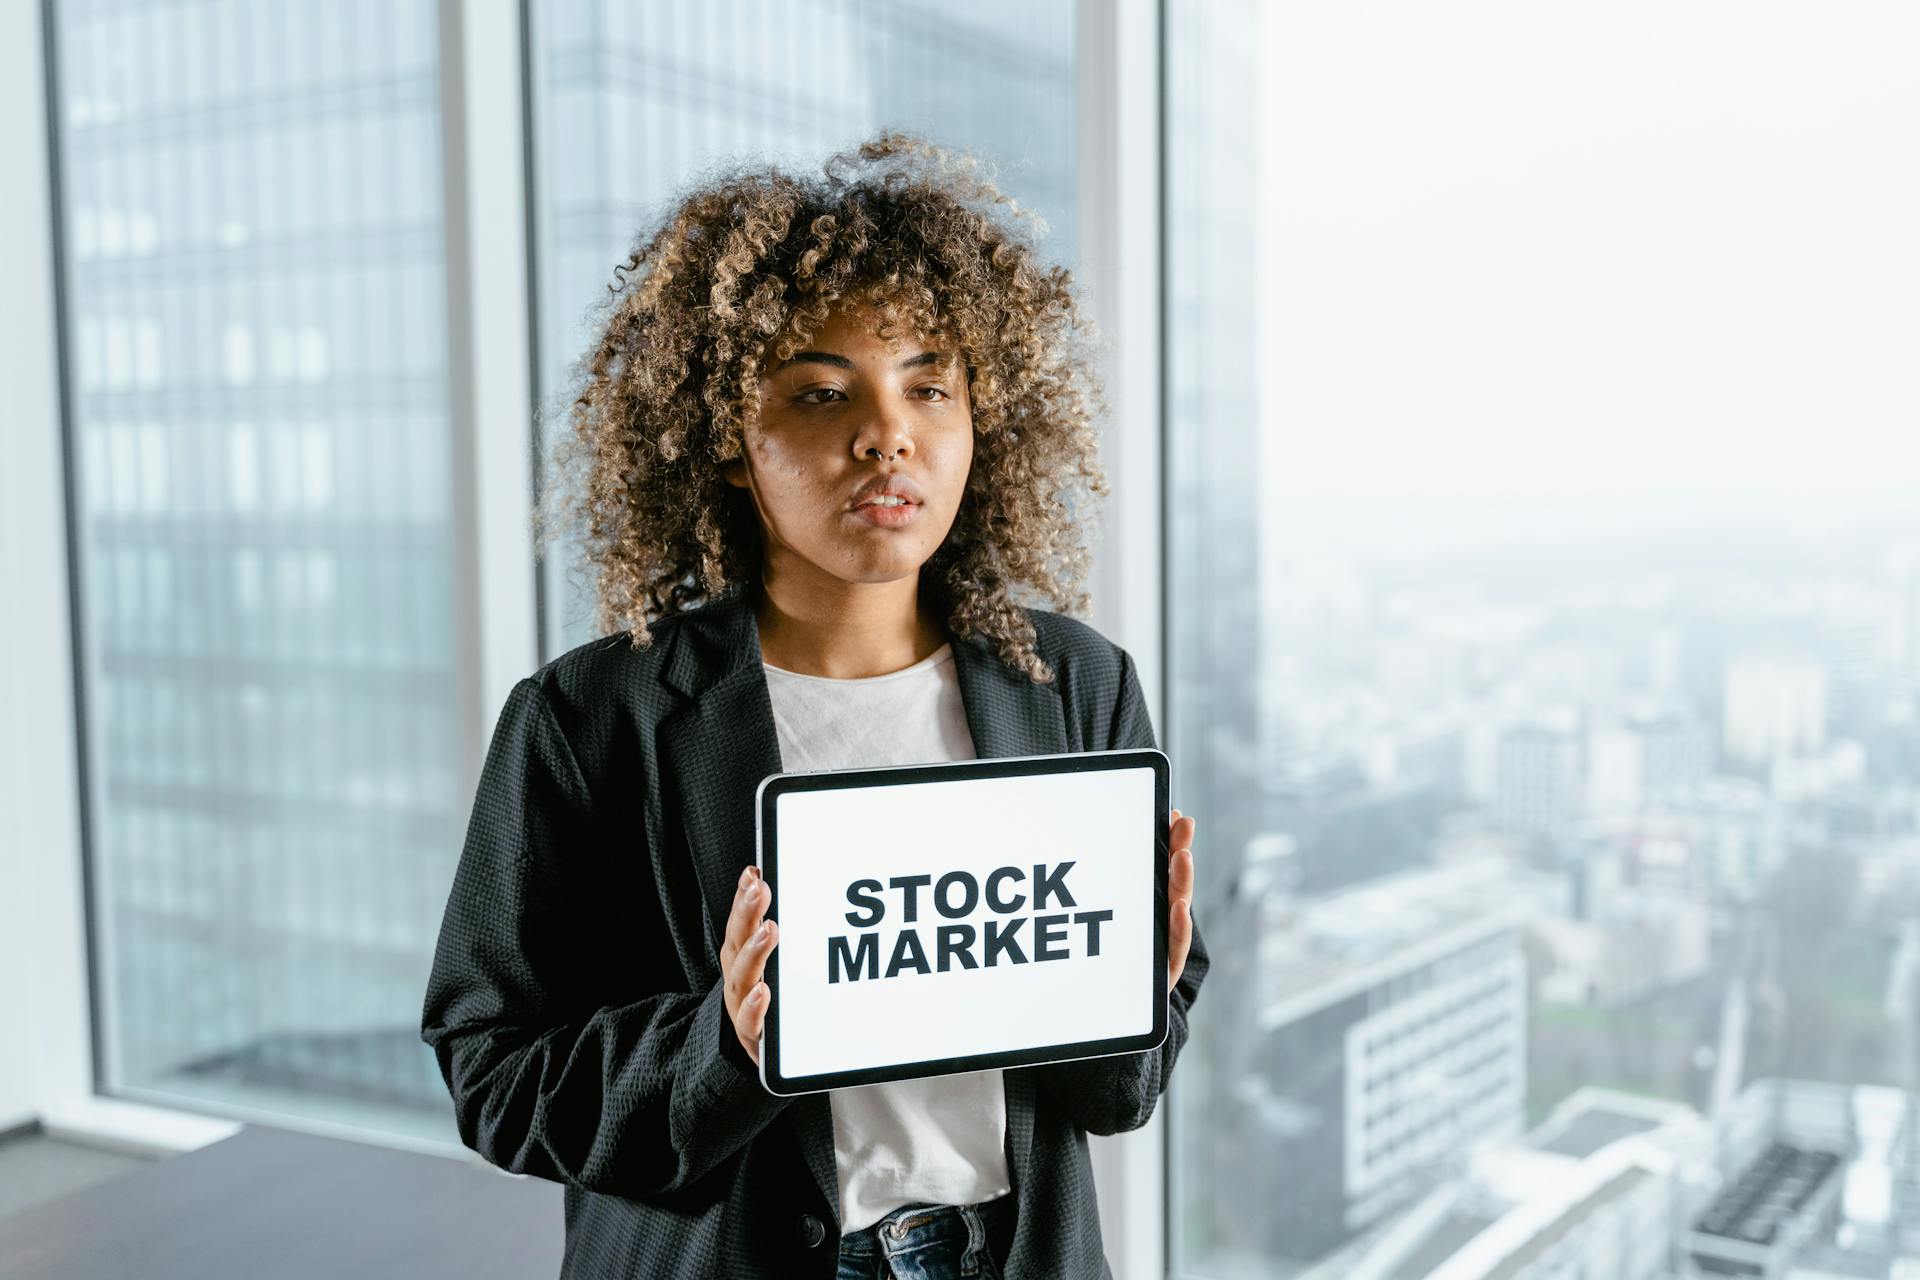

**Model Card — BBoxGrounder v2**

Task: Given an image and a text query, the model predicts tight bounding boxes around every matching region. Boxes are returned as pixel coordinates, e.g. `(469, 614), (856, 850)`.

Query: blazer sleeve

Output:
(1029, 645), (1211, 1136)
(420, 676), (791, 1198)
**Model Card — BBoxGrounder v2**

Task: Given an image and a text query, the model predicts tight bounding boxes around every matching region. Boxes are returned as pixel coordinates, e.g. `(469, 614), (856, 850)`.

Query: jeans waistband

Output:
(836, 1192), (1014, 1261)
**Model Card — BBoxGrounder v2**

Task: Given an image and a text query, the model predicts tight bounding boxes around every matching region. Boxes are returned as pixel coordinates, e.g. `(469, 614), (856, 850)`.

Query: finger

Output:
(1169, 844), (1195, 905)
(729, 912), (778, 1003)
(730, 911), (777, 998)
(723, 873), (770, 969)
(721, 867), (755, 965)
(1168, 898), (1192, 992)
(1174, 813), (1196, 852)
(740, 980), (770, 1064)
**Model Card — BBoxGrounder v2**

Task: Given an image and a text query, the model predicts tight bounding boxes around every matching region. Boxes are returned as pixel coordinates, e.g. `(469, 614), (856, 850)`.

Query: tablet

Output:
(754, 747), (1169, 1096)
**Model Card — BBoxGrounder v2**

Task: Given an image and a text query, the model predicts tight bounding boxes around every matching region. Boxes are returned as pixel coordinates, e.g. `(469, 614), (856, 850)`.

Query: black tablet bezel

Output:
(753, 747), (1170, 1097)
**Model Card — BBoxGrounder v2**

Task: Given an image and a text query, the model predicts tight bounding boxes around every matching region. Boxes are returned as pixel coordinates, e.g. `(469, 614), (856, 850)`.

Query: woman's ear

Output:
(722, 457), (748, 489)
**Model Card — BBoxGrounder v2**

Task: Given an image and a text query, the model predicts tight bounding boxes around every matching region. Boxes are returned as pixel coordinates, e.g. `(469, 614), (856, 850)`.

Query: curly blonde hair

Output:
(533, 130), (1110, 683)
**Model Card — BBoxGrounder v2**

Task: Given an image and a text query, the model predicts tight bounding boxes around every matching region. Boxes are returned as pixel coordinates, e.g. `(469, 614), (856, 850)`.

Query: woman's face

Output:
(725, 303), (974, 591)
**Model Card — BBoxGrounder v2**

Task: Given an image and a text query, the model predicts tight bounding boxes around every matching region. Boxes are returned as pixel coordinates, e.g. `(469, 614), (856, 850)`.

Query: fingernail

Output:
(756, 919), (771, 940)
(739, 867), (752, 889)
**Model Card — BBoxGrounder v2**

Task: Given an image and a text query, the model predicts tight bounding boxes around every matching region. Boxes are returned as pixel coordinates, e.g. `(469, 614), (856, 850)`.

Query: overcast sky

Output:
(1254, 2), (1920, 569)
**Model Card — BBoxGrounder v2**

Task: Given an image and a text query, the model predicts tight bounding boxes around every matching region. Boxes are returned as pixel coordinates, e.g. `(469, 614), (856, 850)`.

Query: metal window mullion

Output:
(436, 0), (539, 810)
(1074, 1), (1169, 1277)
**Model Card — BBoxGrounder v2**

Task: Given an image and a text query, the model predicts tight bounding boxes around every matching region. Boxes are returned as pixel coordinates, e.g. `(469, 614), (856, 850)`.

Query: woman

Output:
(421, 131), (1207, 1280)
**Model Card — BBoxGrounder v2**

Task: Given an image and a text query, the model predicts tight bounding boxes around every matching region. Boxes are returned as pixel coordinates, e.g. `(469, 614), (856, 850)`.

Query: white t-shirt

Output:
(761, 640), (1013, 1232)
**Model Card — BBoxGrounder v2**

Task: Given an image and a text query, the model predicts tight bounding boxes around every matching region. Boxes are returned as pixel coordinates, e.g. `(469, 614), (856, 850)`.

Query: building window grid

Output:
(1356, 944), (1524, 1176)
(48, 0), (464, 1140)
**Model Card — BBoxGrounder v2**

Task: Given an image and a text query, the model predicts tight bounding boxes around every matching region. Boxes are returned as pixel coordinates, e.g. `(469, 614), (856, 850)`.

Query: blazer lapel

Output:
(947, 620), (1070, 761)
(657, 593), (859, 1213)
(655, 589), (1070, 1224)
(657, 591), (780, 961)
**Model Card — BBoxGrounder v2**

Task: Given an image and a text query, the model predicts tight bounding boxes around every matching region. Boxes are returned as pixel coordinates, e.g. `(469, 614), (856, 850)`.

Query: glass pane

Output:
(526, 0), (1078, 654)
(50, 0), (459, 1143)
(1170, 3), (1920, 1276)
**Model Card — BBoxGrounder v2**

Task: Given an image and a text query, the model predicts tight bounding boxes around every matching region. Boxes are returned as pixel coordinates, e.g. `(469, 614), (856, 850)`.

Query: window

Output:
(48, 0), (457, 1142)
(1167, 3), (1920, 1274)
(43, 0), (1086, 1156)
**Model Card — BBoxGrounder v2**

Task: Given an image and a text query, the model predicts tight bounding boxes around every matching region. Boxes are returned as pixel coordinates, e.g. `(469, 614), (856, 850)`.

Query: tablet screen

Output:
(756, 748), (1168, 1095)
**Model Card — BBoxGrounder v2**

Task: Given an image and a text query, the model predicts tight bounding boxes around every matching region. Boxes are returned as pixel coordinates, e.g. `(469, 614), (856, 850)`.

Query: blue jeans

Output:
(834, 1194), (1016, 1280)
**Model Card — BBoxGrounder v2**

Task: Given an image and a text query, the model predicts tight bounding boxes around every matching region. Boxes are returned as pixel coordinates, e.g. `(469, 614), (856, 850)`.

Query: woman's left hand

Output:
(1168, 808), (1197, 993)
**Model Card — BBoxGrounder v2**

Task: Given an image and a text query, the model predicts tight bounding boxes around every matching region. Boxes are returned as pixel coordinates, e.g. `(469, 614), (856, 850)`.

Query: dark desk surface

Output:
(0, 1124), (563, 1279)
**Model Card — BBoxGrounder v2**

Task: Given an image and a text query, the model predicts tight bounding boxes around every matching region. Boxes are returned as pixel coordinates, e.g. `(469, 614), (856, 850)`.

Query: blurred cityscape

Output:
(1175, 525), (1920, 1279)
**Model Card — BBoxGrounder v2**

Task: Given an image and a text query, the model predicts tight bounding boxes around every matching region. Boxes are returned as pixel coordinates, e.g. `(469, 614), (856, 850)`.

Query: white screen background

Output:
(768, 764), (1158, 1080)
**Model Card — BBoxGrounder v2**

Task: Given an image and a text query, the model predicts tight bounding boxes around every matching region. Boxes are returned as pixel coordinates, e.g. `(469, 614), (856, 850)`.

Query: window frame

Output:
(1074, 2), (1172, 1277)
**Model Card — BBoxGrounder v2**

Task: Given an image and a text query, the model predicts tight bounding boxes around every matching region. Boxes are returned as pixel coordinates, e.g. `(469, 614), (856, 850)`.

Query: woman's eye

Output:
(795, 386), (949, 404)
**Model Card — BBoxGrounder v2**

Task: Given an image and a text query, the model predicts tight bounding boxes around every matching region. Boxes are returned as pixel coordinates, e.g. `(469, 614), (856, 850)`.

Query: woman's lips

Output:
(849, 500), (921, 528)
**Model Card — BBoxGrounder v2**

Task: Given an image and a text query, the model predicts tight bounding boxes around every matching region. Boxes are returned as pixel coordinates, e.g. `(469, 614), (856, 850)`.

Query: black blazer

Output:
(420, 588), (1209, 1279)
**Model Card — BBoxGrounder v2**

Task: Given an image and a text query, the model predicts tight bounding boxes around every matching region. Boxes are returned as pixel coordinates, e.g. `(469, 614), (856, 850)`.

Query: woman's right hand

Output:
(720, 865), (777, 1066)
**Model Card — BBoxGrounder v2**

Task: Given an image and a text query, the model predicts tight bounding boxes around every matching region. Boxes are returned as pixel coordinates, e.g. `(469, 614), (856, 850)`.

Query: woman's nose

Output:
(855, 411), (913, 460)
